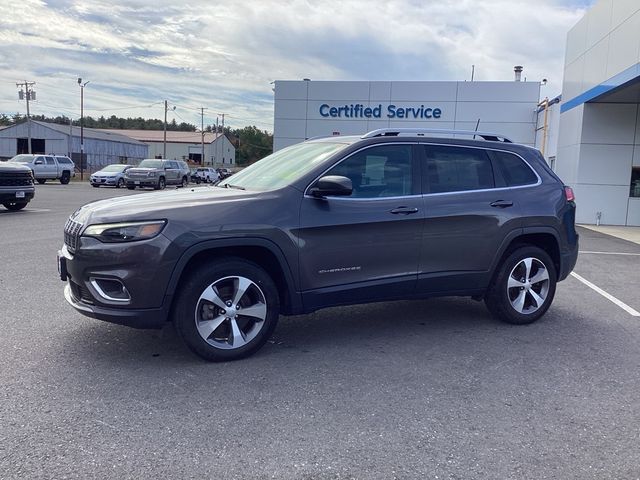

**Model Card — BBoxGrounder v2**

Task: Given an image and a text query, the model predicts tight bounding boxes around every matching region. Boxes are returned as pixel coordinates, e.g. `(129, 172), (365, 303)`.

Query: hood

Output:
(0, 162), (33, 173)
(72, 185), (262, 225)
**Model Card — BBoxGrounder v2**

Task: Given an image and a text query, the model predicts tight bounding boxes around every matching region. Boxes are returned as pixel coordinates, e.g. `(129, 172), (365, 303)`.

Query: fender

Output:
(488, 226), (562, 276)
(164, 236), (303, 314)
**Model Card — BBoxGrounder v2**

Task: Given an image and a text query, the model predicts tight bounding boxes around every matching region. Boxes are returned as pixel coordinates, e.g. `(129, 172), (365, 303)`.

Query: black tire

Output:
(37, 179), (46, 185)
(154, 177), (166, 190)
(195, 177), (201, 184)
(116, 178), (124, 189)
(485, 246), (557, 325)
(60, 171), (70, 184)
(3, 202), (28, 211)
(92, 184), (100, 188)
(174, 258), (280, 361)
(181, 176), (188, 187)
(126, 185), (136, 190)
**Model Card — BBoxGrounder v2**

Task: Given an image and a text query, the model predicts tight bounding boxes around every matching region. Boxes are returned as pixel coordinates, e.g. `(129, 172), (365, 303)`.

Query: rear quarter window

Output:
(490, 151), (538, 187)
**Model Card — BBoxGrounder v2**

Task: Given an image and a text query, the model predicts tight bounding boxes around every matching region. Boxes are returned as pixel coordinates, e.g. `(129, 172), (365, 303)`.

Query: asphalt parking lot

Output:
(1, 184), (640, 479)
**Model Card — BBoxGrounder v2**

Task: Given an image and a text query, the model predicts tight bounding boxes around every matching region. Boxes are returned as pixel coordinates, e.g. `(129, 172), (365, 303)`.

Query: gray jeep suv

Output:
(58, 128), (578, 361)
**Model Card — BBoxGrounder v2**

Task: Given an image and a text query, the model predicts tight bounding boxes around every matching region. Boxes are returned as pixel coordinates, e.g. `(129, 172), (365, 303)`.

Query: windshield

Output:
(138, 159), (162, 168)
(9, 155), (34, 163)
(220, 141), (348, 191)
(101, 165), (128, 173)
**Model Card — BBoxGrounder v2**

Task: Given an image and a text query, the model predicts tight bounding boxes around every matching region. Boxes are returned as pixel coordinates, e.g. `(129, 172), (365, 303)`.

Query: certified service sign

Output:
(319, 103), (442, 119)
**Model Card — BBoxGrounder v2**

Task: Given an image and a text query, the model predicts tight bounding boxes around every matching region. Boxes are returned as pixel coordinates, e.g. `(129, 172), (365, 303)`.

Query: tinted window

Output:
(424, 146), (494, 193)
(324, 145), (413, 198)
(45, 156), (56, 165)
(491, 151), (538, 186)
(56, 157), (72, 164)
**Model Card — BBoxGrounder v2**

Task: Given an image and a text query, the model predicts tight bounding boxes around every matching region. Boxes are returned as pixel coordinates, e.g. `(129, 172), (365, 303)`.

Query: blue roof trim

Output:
(560, 62), (640, 113)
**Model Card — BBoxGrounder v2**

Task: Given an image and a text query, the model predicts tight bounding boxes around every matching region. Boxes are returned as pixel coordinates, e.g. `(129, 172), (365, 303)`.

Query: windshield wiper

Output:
(224, 184), (245, 190)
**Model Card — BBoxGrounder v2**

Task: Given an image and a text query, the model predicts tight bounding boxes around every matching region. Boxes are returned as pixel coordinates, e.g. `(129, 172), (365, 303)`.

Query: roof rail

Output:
(361, 128), (513, 143)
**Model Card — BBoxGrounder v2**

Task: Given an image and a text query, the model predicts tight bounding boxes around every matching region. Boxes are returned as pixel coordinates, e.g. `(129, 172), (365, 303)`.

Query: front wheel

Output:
(3, 202), (28, 211)
(485, 246), (557, 325)
(181, 176), (188, 187)
(174, 258), (280, 361)
(154, 177), (166, 190)
(37, 179), (46, 185)
(126, 185), (136, 190)
(116, 178), (124, 188)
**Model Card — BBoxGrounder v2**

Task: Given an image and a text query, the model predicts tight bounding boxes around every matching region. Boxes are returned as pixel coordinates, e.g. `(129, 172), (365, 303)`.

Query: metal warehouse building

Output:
(0, 120), (148, 171)
(99, 129), (236, 166)
(273, 79), (541, 151)
(557, 0), (640, 226)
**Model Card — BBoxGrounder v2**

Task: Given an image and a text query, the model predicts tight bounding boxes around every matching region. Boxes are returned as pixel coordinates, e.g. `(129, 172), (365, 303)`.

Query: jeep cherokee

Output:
(58, 128), (579, 361)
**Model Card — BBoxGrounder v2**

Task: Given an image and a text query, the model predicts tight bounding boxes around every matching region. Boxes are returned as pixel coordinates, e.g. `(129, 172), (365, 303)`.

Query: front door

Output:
(298, 143), (423, 310)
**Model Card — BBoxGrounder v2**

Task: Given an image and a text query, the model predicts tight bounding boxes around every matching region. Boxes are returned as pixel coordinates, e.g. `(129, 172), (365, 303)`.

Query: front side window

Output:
(424, 145), (494, 194)
(323, 145), (413, 198)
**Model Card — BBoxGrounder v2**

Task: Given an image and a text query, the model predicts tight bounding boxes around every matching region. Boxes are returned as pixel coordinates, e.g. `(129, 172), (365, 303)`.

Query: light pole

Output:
(78, 78), (89, 180)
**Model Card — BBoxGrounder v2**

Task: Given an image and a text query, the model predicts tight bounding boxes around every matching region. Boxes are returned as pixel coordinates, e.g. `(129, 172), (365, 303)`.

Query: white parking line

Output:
(579, 251), (640, 256)
(570, 272), (640, 316)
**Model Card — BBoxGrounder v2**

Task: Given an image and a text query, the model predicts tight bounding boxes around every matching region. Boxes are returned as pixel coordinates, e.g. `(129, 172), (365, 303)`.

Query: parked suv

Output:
(124, 159), (189, 190)
(9, 154), (75, 184)
(0, 161), (35, 210)
(58, 128), (578, 361)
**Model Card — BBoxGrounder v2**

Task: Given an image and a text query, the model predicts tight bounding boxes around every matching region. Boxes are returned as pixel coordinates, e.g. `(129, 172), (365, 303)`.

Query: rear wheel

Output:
(60, 171), (70, 184)
(3, 202), (28, 211)
(174, 258), (280, 361)
(485, 246), (557, 325)
(37, 179), (46, 185)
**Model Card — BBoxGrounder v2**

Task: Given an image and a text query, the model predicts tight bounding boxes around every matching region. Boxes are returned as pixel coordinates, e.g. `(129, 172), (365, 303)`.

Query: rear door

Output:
(298, 143), (423, 309)
(418, 144), (525, 293)
(45, 156), (57, 178)
(166, 161), (180, 184)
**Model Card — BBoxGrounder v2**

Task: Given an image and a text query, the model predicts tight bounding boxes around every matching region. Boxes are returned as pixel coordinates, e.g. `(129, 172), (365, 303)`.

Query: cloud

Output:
(0, 0), (591, 131)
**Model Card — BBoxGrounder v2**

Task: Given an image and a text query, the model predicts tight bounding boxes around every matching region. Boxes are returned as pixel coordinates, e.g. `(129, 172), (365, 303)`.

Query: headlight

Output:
(82, 220), (166, 243)
(148, 171), (156, 177)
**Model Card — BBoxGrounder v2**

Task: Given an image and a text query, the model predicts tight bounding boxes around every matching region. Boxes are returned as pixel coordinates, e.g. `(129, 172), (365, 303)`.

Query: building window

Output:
(119, 156), (128, 164)
(631, 167), (640, 198)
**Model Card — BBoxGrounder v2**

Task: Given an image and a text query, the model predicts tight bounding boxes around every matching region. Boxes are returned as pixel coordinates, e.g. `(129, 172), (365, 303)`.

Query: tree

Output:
(229, 126), (273, 166)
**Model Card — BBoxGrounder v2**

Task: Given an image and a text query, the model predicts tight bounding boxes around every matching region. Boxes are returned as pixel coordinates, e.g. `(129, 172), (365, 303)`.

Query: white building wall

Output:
(0, 121), (68, 158)
(274, 80), (541, 151)
(144, 136), (236, 166)
(558, 0), (640, 225)
(535, 98), (561, 168)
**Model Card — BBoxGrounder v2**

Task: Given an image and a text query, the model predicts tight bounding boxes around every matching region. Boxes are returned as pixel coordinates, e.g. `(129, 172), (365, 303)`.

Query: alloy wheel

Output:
(506, 257), (550, 314)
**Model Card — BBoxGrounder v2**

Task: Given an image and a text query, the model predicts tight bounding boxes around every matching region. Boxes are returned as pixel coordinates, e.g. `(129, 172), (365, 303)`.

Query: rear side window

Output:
(56, 157), (72, 164)
(491, 151), (538, 186)
(45, 156), (56, 165)
(424, 145), (494, 193)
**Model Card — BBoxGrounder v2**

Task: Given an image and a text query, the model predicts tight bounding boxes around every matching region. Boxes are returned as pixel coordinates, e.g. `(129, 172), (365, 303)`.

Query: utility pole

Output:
(77, 78), (89, 180)
(215, 116), (219, 168)
(16, 81), (35, 154)
(200, 107), (207, 165)
(221, 113), (225, 165)
(163, 101), (175, 159)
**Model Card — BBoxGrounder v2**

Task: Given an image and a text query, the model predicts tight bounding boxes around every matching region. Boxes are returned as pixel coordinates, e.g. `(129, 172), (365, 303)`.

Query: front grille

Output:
(69, 280), (93, 304)
(0, 173), (33, 187)
(127, 172), (148, 178)
(64, 218), (83, 253)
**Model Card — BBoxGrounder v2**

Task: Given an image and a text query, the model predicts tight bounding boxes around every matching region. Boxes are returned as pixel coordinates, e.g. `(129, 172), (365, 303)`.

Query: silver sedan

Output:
(90, 164), (132, 188)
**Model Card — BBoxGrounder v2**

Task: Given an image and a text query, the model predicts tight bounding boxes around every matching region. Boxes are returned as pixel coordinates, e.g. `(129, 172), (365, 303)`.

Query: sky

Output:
(0, 0), (594, 132)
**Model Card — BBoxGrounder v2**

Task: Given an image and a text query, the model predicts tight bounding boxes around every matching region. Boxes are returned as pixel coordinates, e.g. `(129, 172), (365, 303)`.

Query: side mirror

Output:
(309, 175), (353, 198)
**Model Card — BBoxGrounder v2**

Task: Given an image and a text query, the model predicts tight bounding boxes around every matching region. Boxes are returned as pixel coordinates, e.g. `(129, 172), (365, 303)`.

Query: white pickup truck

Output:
(9, 154), (76, 184)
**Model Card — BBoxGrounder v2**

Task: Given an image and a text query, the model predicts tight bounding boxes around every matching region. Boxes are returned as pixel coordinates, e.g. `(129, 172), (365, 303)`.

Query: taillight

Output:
(564, 186), (575, 202)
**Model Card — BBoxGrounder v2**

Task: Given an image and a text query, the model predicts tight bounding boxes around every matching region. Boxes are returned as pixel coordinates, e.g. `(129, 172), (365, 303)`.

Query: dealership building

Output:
(556, 0), (640, 226)
(273, 79), (542, 151)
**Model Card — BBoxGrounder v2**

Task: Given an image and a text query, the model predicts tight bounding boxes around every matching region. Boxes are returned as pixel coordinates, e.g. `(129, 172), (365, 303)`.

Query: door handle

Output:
(390, 207), (419, 215)
(490, 200), (513, 208)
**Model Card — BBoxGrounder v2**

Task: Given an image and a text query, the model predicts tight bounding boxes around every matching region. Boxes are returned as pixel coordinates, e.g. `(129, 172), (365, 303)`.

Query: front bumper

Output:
(91, 177), (117, 185)
(125, 178), (157, 187)
(64, 283), (169, 329)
